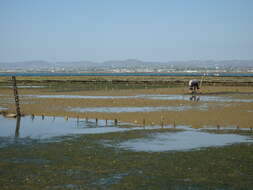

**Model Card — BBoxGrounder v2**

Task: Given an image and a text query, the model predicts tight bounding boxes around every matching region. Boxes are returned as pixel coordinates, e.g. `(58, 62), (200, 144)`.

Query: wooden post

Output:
(217, 125), (220, 130)
(143, 119), (146, 128)
(114, 119), (118, 126)
(12, 76), (21, 117)
(105, 119), (108, 126)
(161, 117), (164, 128)
(42, 114), (45, 120)
(96, 118), (98, 126)
(173, 120), (176, 128)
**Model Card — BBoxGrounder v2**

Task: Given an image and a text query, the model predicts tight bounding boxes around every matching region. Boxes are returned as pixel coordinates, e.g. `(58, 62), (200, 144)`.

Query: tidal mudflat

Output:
(0, 114), (253, 189)
(2, 88), (252, 128)
(0, 76), (253, 189)
(0, 112), (253, 189)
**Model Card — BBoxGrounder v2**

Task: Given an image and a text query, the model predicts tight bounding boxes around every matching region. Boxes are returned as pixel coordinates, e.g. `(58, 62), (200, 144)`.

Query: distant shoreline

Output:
(0, 72), (253, 77)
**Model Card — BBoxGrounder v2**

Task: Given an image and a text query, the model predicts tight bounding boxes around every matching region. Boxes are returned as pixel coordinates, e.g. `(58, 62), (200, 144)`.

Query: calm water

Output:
(0, 116), (132, 139)
(1, 115), (252, 151)
(0, 106), (7, 111)
(117, 131), (253, 152)
(68, 105), (208, 113)
(21, 94), (253, 103)
(1, 85), (46, 89)
(1, 72), (253, 77)
(138, 94), (253, 102)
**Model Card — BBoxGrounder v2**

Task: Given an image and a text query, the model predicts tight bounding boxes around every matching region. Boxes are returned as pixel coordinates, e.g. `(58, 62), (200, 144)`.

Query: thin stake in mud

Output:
(173, 120), (176, 128)
(161, 117), (164, 128)
(114, 119), (118, 126)
(217, 125), (220, 130)
(96, 118), (98, 126)
(12, 76), (21, 117)
(143, 119), (146, 128)
(105, 119), (108, 127)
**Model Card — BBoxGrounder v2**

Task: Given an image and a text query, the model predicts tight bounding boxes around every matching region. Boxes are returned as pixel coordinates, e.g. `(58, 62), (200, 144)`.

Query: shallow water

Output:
(69, 105), (208, 113)
(0, 116), (133, 147)
(1, 115), (252, 151)
(92, 173), (128, 187)
(21, 94), (253, 102)
(117, 131), (253, 152)
(137, 94), (253, 102)
(24, 95), (132, 99)
(0, 116), (132, 139)
(0, 106), (7, 111)
(1, 85), (46, 89)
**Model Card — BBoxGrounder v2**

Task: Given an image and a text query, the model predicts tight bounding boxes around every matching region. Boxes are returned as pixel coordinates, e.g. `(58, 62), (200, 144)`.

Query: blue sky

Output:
(0, 0), (252, 62)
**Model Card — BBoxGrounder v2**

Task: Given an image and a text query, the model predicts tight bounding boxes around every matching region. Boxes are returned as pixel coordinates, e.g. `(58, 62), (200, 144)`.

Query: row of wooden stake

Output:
(30, 114), (253, 131)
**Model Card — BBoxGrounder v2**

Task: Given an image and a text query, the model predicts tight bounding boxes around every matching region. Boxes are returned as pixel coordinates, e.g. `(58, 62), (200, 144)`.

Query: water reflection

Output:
(1, 116), (252, 151)
(189, 95), (200, 102)
(20, 94), (253, 102)
(0, 116), (132, 140)
(143, 94), (253, 102)
(15, 116), (21, 138)
(68, 105), (208, 113)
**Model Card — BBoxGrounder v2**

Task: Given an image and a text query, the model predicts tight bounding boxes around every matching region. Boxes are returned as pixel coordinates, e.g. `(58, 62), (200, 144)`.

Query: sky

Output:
(0, 0), (252, 62)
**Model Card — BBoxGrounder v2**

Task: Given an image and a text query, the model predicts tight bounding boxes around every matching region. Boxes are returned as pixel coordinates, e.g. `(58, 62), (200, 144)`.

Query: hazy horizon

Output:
(0, 0), (252, 63)
(1, 58), (253, 64)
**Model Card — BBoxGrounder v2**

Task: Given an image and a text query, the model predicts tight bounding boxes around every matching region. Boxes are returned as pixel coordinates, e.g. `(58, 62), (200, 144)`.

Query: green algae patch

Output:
(0, 129), (253, 190)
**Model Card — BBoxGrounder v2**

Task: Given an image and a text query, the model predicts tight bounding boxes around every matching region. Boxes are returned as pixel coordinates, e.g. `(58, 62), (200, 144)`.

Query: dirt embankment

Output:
(1, 75), (253, 87)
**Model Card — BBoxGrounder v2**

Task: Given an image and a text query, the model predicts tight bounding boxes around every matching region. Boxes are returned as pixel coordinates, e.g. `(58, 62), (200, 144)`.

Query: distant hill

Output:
(0, 59), (252, 72)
